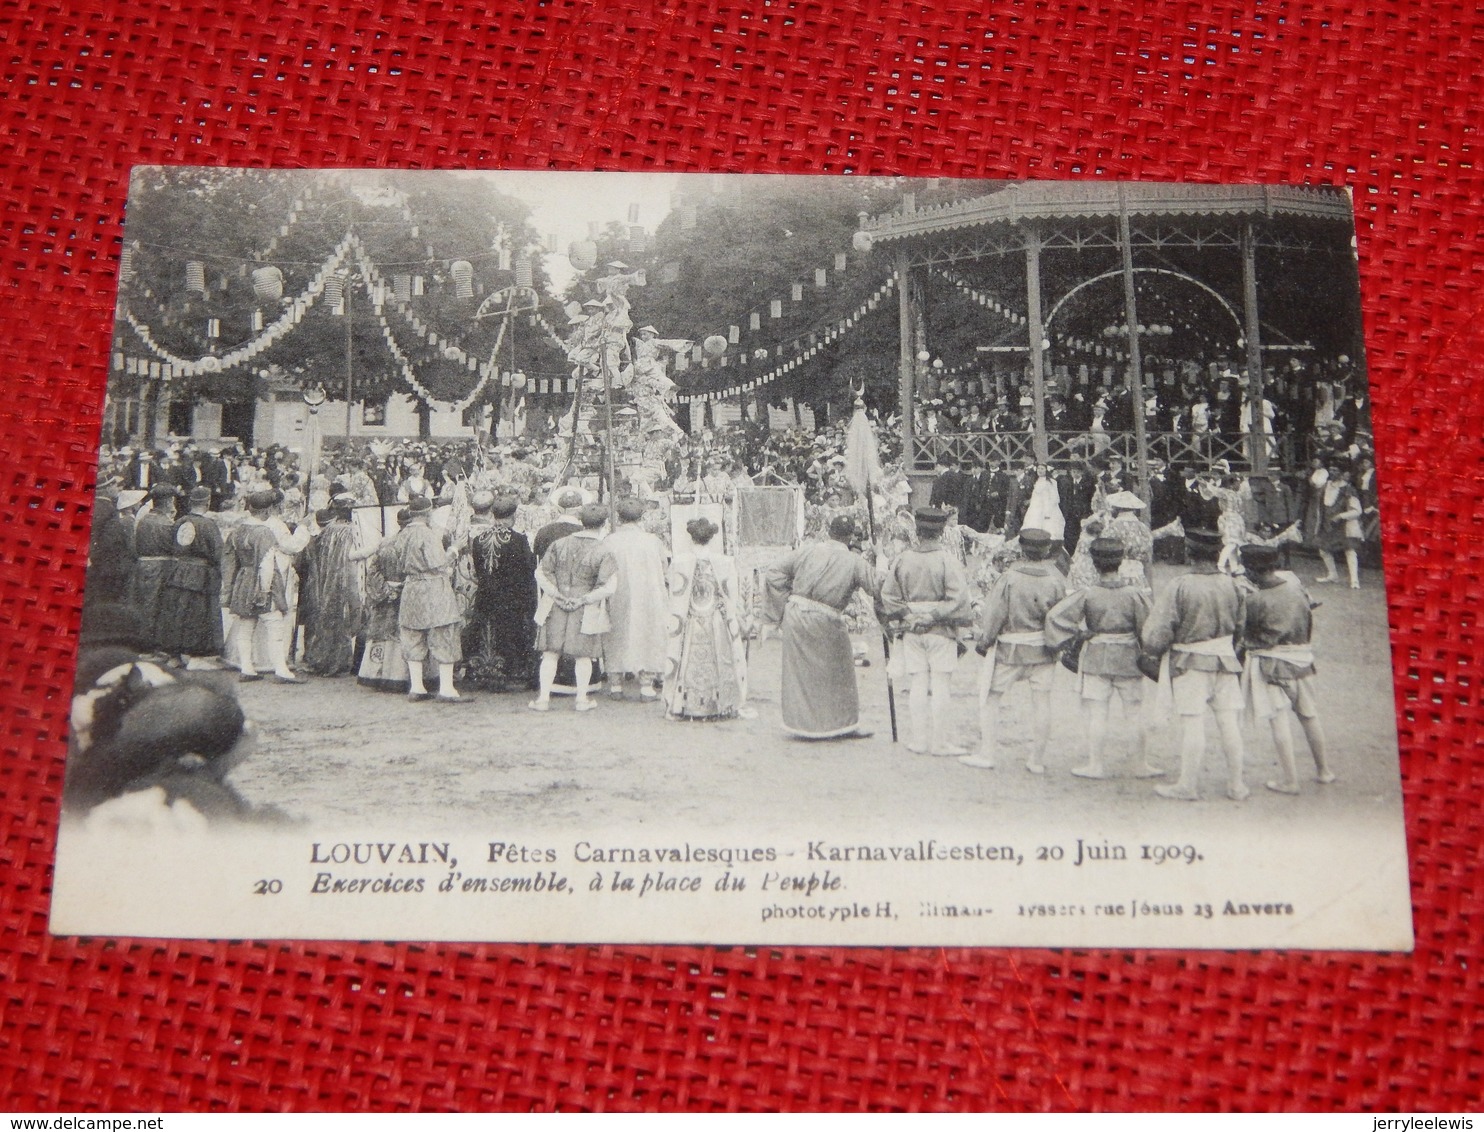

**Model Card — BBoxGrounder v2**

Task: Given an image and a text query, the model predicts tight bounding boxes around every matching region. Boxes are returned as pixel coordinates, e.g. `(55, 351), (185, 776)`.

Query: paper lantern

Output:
(852, 231), (874, 252)
(443, 345), (462, 362)
(916, 349), (931, 363)
(324, 274), (344, 308)
(704, 335), (727, 357)
(199, 356), (221, 373)
(252, 266), (284, 303)
(568, 240), (597, 272)
(451, 260), (475, 299)
(514, 255), (533, 289)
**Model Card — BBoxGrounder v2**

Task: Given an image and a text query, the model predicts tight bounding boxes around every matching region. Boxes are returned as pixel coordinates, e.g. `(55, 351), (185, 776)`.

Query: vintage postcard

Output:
(52, 169), (1411, 948)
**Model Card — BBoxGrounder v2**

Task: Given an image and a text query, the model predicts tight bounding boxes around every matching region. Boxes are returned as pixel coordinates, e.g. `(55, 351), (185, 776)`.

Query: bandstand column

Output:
(1117, 186), (1151, 501)
(1241, 221), (1269, 476)
(896, 245), (916, 469)
(1024, 223), (1048, 463)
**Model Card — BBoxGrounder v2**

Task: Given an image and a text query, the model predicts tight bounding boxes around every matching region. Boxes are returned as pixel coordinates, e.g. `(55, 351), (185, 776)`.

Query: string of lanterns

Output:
(122, 235), (357, 376)
(684, 248), (869, 374)
(676, 273), (898, 404)
(929, 268), (1129, 362)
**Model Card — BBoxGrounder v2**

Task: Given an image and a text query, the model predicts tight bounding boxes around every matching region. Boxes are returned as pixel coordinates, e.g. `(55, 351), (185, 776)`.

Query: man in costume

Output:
(221, 489), (307, 684)
(880, 507), (974, 756)
(762, 514), (880, 740)
(960, 528), (1067, 773)
(533, 486), (587, 559)
(1141, 528), (1248, 801)
(602, 497), (671, 700)
(156, 486), (225, 667)
(531, 503), (618, 713)
(87, 487), (139, 606)
(1238, 543), (1335, 793)
(462, 491), (538, 693)
(392, 496), (467, 704)
(300, 494), (364, 676)
(355, 507), (413, 693)
(1045, 538), (1160, 780)
(130, 483), (182, 653)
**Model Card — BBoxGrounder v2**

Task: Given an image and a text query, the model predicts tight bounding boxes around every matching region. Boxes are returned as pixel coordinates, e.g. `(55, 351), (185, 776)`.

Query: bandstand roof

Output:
(864, 183), (1355, 262)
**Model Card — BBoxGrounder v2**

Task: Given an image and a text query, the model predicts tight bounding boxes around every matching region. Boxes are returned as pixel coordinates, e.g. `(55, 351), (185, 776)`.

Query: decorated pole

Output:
(600, 338), (617, 502)
(1025, 221), (1049, 464)
(1241, 220), (1269, 477)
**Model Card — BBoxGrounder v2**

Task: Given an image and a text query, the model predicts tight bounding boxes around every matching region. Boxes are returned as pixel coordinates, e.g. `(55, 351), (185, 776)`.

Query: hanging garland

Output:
(122, 235), (356, 376)
(677, 273), (898, 404)
(930, 268), (1128, 362)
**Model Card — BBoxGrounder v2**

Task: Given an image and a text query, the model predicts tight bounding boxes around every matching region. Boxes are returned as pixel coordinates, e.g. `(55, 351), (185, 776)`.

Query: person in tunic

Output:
(156, 486), (225, 666)
(533, 486), (587, 559)
(602, 497), (671, 700)
(531, 503), (618, 712)
(130, 483), (180, 653)
(1045, 538), (1161, 780)
(88, 487), (139, 606)
(354, 508), (413, 692)
(663, 517), (751, 721)
(220, 490), (307, 684)
(1238, 544), (1335, 793)
(392, 496), (467, 703)
(880, 508), (974, 757)
(762, 514), (880, 740)
(960, 528), (1067, 773)
(1141, 528), (1248, 801)
(462, 492), (538, 693)
(300, 494), (364, 676)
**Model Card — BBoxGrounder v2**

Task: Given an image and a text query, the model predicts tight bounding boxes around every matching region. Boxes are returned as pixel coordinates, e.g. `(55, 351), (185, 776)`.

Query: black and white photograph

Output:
(52, 170), (1411, 948)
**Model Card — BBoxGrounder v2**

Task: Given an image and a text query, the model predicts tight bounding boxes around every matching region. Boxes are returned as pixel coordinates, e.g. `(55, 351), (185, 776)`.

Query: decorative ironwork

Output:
(915, 430), (1293, 473)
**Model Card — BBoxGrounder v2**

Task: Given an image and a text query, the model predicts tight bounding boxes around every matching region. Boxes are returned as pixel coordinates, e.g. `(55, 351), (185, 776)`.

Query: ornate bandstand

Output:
(861, 182), (1360, 491)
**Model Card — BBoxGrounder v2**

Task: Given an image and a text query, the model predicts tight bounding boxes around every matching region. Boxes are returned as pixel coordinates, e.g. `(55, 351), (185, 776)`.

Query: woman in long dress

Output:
(663, 517), (751, 721)
(1020, 464), (1065, 543)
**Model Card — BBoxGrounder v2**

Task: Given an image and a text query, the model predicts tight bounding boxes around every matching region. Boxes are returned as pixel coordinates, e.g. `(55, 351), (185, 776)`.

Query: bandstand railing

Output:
(914, 430), (1295, 472)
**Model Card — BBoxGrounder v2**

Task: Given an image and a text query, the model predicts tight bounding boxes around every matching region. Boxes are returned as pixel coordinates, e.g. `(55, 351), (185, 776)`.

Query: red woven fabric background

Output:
(2, 0), (1481, 1112)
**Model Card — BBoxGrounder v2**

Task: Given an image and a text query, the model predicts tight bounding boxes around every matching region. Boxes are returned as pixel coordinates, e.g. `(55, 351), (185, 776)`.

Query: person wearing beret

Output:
(299, 494), (364, 678)
(1237, 544), (1335, 794)
(87, 488), (137, 607)
(1140, 528), (1249, 801)
(128, 483), (182, 654)
(391, 495), (468, 704)
(156, 486), (225, 667)
(221, 489), (307, 685)
(1045, 538), (1161, 781)
(880, 508), (975, 756)
(960, 527), (1067, 774)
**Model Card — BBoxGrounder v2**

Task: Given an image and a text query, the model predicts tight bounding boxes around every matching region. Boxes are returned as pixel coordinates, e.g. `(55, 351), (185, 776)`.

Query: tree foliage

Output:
(116, 169), (569, 408)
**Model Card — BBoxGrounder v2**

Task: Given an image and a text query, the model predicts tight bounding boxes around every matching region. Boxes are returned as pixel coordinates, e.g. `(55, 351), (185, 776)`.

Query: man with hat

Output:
(1237, 543), (1335, 793)
(300, 493), (365, 677)
(762, 513), (881, 740)
(534, 486), (588, 559)
(531, 503), (618, 713)
(156, 485), (225, 667)
(1101, 489), (1155, 589)
(881, 507), (975, 756)
(390, 496), (467, 703)
(87, 487), (138, 606)
(960, 527), (1068, 773)
(1046, 538), (1160, 780)
(1140, 528), (1249, 801)
(129, 483), (182, 653)
(1057, 462), (1097, 555)
(462, 491), (538, 693)
(221, 489), (306, 684)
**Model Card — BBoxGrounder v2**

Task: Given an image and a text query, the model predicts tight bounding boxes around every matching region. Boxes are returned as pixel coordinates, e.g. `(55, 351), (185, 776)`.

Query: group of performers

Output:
(775, 505), (1335, 802)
